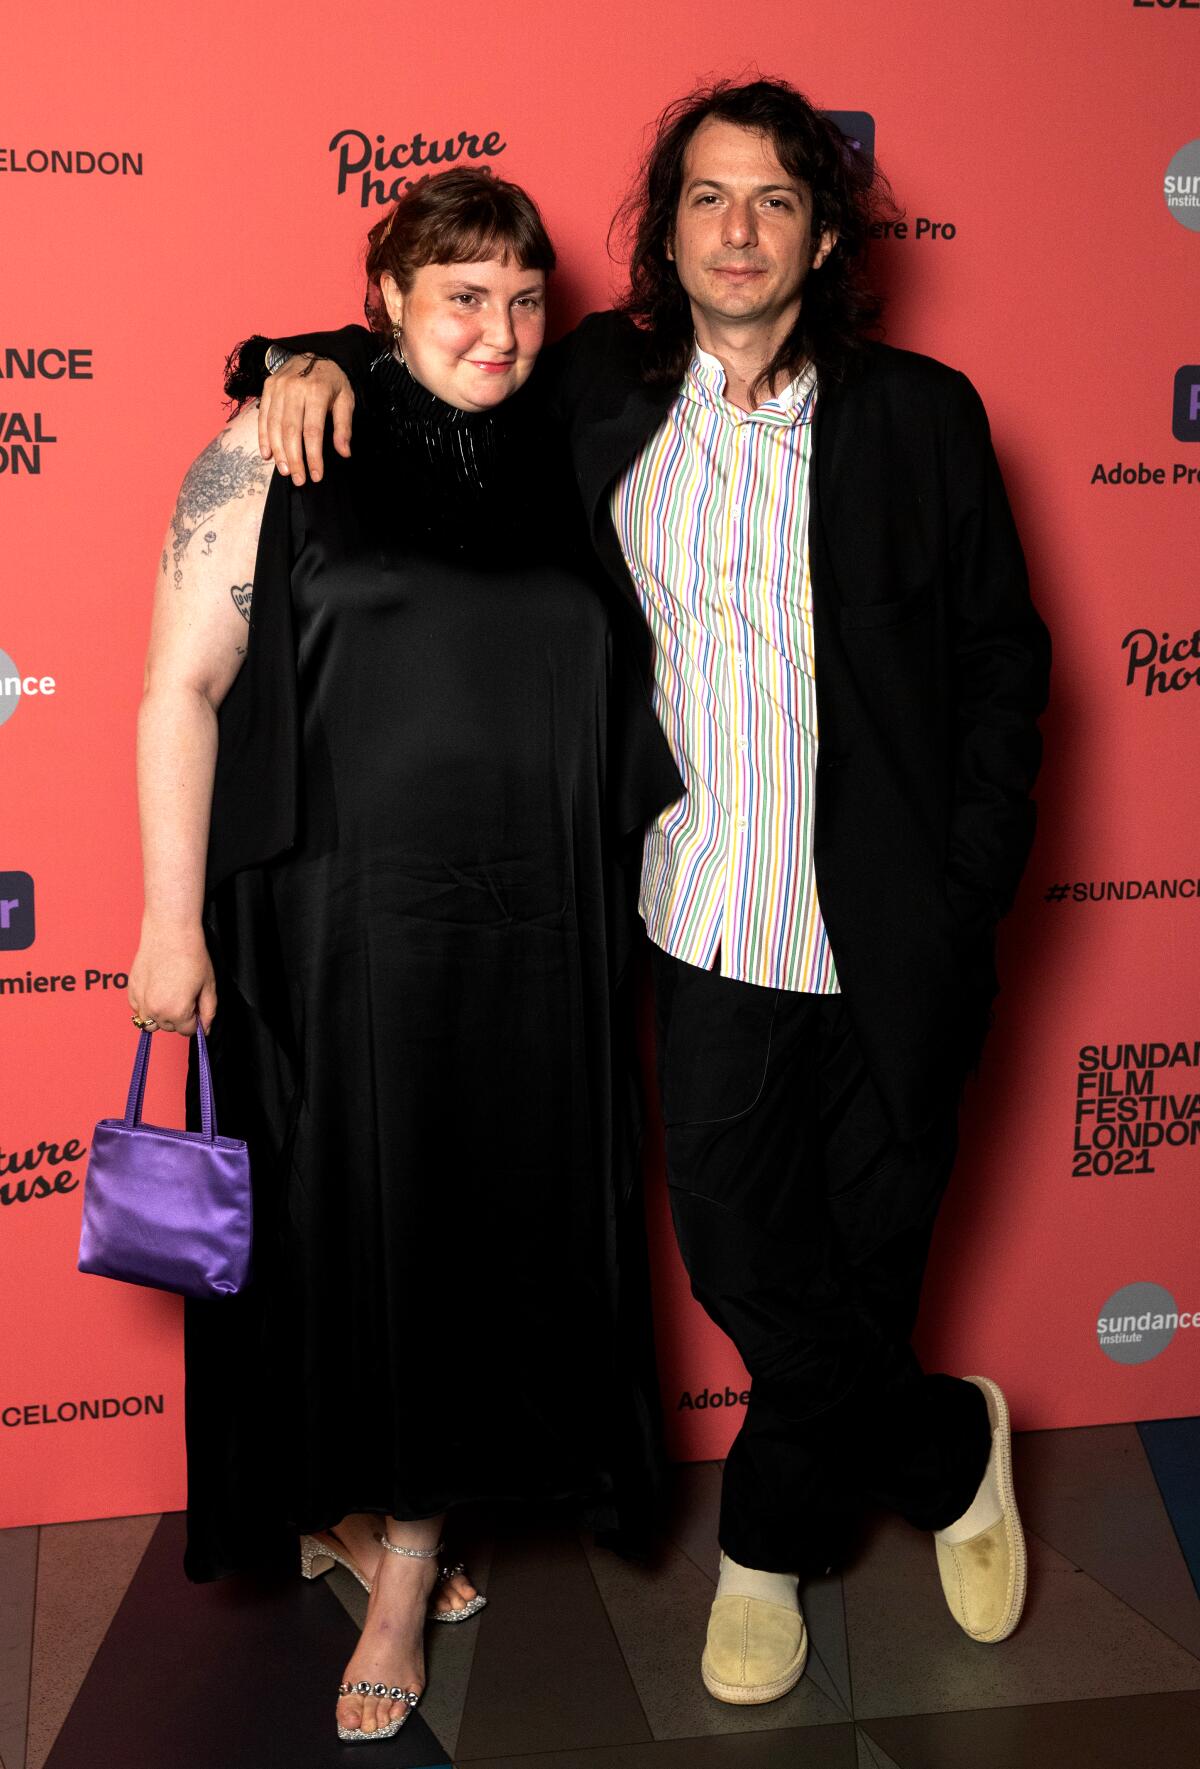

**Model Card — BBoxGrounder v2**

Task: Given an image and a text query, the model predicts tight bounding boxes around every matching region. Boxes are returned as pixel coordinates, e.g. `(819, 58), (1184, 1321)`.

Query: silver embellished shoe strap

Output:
(339, 1681), (421, 1704)
(376, 1534), (444, 1559)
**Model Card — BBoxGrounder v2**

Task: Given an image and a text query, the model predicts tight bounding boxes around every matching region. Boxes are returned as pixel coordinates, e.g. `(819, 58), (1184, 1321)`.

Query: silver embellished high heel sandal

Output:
(336, 1682), (420, 1744)
(299, 1530), (372, 1592)
(432, 1558), (488, 1624)
(301, 1528), (488, 1623)
(335, 1535), (440, 1744)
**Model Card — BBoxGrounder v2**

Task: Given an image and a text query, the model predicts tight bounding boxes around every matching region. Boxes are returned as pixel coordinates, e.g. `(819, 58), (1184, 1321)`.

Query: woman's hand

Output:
(258, 355), (356, 486)
(128, 922), (217, 1036)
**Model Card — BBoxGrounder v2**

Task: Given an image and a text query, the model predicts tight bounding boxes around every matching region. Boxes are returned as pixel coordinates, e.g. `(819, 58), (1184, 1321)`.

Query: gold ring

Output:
(131, 1014), (156, 1031)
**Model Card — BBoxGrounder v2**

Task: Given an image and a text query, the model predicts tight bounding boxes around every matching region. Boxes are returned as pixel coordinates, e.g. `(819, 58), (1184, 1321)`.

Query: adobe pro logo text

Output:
(1174, 367), (1200, 443)
(0, 874), (35, 951)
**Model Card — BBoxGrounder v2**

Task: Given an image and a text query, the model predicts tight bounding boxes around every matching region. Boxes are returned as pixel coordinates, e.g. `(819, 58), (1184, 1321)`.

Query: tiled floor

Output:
(1, 1421), (1197, 1769)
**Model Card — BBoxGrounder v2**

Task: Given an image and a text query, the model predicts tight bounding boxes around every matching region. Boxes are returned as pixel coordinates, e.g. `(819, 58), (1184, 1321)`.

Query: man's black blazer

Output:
(243, 314), (1051, 1139)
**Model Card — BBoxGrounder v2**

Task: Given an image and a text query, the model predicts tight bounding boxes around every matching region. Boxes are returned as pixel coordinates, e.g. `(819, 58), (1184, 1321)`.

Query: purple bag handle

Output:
(123, 1025), (217, 1141)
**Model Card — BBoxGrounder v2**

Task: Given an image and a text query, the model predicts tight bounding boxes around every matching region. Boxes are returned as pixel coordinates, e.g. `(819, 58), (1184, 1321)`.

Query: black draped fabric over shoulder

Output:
(183, 352), (683, 1581)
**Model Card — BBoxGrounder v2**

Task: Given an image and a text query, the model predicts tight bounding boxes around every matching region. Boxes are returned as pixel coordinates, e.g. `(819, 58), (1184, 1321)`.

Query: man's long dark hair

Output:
(613, 78), (897, 397)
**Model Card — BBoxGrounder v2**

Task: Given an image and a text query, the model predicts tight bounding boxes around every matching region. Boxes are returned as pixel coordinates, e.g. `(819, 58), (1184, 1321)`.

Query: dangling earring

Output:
(391, 321), (407, 368)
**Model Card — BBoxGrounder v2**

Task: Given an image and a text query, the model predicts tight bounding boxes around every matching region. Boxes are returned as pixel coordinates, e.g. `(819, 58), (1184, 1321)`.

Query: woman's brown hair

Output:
(364, 168), (556, 334)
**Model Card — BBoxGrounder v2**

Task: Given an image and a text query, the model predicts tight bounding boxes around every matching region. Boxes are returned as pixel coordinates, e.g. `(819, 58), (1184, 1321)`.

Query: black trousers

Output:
(650, 945), (992, 1575)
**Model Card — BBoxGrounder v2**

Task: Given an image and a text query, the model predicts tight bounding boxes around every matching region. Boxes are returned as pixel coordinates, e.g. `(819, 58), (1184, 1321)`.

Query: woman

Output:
(129, 169), (681, 1743)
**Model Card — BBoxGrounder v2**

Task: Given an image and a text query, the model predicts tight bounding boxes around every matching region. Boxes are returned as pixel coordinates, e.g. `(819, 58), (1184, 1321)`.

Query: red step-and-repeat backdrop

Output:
(2, 0), (1198, 1528)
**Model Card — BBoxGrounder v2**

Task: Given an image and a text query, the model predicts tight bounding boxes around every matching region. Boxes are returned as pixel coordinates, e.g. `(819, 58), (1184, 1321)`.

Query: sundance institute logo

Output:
(1164, 140), (1200, 232)
(1096, 1281), (1198, 1365)
(0, 649), (57, 727)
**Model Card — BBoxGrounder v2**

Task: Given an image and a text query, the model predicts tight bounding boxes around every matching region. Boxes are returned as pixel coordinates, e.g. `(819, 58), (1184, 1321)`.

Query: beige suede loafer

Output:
(701, 1592), (808, 1704)
(934, 1374), (1027, 1643)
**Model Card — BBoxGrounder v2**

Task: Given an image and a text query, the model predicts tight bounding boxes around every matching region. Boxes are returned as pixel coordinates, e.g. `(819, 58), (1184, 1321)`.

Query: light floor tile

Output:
(843, 1510), (1200, 1721)
(0, 1527), (39, 1769)
(1016, 1423), (1200, 1657)
(582, 1533), (846, 1737)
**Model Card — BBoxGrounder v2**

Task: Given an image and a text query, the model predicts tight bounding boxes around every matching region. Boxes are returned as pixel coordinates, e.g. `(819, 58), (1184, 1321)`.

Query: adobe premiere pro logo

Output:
(1173, 366), (1200, 442)
(823, 111), (875, 159)
(0, 873), (35, 951)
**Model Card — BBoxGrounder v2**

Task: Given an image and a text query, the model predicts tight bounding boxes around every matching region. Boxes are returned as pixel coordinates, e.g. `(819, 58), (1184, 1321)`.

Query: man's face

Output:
(668, 118), (836, 336)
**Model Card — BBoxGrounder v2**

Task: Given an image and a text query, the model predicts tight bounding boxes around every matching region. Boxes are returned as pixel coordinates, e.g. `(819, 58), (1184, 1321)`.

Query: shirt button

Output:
(737, 737), (749, 750)
(735, 818), (748, 830)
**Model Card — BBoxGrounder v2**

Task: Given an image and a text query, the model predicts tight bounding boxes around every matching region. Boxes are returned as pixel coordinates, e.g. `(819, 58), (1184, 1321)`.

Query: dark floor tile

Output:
(453, 1525), (650, 1760)
(0, 1526), (38, 1769)
(26, 1512), (158, 1769)
(802, 1571), (853, 1715)
(1140, 1418), (1200, 1600)
(1017, 1423), (1200, 1656)
(582, 1533), (846, 1737)
(855, 1727), (903, 1769)
(465, 1723), (857, 1769)
(42, 1514), (447, 1768)
(865, 1689), (1200, 1769)
(842, 1508), (1200, 1719)
(662, 1463), (722, 1582)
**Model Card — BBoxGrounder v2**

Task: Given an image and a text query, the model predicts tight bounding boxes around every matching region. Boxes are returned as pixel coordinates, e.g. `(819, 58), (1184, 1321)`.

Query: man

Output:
(236, 78), (1049, 1703)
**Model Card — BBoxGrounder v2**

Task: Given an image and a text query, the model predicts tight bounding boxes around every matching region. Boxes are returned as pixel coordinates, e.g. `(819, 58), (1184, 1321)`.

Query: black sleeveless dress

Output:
(183, 355), (683, 1580)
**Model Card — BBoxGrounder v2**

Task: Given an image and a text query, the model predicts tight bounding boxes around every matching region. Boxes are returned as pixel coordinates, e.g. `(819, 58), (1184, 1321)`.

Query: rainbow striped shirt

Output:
(610, 346), (838, 994)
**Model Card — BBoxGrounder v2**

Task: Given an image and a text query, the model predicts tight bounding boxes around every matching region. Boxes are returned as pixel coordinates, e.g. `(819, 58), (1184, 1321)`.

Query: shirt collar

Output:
(684, 343), (817, 425)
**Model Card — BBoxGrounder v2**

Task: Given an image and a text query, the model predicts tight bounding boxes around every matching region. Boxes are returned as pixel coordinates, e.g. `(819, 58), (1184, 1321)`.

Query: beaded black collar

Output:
(363, 348), (541, 560)
(368, 348), (507, 492)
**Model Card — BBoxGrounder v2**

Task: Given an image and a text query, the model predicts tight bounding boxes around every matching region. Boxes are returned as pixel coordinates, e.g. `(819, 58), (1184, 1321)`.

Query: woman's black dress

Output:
(183, 354), (682, 1580)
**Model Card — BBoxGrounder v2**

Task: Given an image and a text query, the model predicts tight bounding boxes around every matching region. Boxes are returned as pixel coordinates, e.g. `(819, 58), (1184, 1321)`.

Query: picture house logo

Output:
(0, 650), (56, 727)
(1, 1394), (165, 1429)
(1174, 366), (1200, 442)
(1096, 1282), (1197, 1367)
(1073, 1041), (1200, 1177)
(329, 126), (507, 208)
(1121, 626), (1200, 694)
(0, 148), (142, 178)
(1164, 139), (1200, 231)
(0, 873), (35, 952)
(0, 1135), (87, 1210)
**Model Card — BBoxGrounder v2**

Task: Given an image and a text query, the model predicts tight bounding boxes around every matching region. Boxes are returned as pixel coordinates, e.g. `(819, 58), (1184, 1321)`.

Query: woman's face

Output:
(381, 258), (546, 412)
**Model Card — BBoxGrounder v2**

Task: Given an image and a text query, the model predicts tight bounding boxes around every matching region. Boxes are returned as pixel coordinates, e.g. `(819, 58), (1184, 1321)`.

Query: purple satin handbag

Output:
(78, 1026), (252, 1299)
